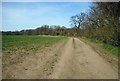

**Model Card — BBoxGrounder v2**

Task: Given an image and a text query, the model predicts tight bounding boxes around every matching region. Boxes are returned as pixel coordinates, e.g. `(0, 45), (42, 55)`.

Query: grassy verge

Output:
(80, 37), (119, 56)
(79, 36), (118, 69)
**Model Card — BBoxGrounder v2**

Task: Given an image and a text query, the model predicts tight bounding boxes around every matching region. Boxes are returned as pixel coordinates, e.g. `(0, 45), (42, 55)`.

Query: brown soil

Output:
(2, 38), (118, 79)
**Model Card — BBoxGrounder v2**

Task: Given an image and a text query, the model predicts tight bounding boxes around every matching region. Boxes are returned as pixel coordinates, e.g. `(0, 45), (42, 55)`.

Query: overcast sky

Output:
(2, 2), (91, 31)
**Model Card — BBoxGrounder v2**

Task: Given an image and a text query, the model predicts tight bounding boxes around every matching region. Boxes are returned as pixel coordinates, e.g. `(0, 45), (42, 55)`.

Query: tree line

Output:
(2, 25), (74, 36)
(70, 2), (120, 46)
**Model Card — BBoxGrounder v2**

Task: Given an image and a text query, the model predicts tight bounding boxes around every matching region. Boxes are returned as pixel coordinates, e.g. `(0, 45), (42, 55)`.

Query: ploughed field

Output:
(2, 35), (67, 79)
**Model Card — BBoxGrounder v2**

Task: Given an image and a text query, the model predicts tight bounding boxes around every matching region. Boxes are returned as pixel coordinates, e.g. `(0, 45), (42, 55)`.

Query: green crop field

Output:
(2, 35), (66, 50)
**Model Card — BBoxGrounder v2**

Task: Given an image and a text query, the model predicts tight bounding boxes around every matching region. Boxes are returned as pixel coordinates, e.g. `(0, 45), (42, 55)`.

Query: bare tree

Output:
(70, 12), (86, 36)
